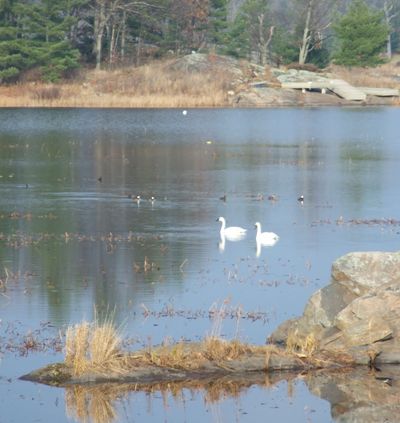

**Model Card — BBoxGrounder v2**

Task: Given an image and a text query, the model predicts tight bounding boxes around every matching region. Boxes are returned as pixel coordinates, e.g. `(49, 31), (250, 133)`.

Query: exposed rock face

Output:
(233, 87), (349, 107)
(270, 251), (400, 365)
(167, 53), (243, 78)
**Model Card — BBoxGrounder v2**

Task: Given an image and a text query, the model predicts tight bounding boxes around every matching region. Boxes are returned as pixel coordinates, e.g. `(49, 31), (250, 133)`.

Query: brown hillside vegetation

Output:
(0, 54), (250, 108)
(1, 53), (399, 108)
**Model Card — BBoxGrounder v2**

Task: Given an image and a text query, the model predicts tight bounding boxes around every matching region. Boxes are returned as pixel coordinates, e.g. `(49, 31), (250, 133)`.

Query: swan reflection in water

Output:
(218, 231), (247, 252)
(256, 236), (279, 257)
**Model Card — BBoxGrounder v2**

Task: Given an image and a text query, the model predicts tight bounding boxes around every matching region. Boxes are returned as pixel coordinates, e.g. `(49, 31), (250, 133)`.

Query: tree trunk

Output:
(121, 9), (126, 62)
(387, 33), (392, 59)
(109, 22), (116, 65)
(257, 13), (267, 65)
(383, 0), (395, 60)
(299, 0), (314, 65)
(93, 0), (107, 70)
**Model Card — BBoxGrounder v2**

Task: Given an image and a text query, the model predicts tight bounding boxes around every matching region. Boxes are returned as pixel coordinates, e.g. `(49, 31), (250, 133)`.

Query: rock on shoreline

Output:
(270, 251), (400, 365)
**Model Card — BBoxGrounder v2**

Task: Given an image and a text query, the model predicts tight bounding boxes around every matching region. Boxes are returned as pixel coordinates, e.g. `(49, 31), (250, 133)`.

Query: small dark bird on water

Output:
(219, 194), (227, 202)
(97, 176), (102, 182)
(297, 195), (304, 204)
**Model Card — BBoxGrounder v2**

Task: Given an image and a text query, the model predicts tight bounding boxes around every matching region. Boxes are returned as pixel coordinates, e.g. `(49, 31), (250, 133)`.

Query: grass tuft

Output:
(65, 319), (124, 377)
(286, 330), (318, 356)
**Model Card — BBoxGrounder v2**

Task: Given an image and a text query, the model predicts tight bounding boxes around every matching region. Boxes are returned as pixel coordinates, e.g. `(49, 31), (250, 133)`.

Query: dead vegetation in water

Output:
(0, 321), (63, 356)
(1, 214), (399, 250)
(140, 302), (271, 323)
(312, 217), (400, 227)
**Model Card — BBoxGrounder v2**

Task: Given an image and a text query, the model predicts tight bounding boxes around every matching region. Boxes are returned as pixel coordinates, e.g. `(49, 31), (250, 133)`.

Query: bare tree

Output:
(93, 0), (108, 69)
(380, 0), (399, 59)
(295, 0), (340, 65)
(91, 0), (163, 69)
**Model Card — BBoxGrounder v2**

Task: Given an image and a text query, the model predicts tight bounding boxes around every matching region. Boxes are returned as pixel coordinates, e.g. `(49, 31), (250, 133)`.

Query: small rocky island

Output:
(21, 251), (400, 386)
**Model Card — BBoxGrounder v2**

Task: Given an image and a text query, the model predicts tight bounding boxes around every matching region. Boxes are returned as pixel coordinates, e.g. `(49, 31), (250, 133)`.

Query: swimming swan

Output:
(254, 222), (279, 246)
(217, 217), (247, 240)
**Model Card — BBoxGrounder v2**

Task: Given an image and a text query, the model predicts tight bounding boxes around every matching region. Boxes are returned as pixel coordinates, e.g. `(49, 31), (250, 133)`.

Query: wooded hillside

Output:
(0, 0), (399, 83)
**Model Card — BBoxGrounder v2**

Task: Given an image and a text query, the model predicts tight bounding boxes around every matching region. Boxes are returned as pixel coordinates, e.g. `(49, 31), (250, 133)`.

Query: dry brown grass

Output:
(138, 336), (276, 370)
(65, 319), (126, 377)
(0, 58), (234, 108)
(328, 55), (400, 88)
(286, 330), (318, 356)
(64, 319), (282, 376)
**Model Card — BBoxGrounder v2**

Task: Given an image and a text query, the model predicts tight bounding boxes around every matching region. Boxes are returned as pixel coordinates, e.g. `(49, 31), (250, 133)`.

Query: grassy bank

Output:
(1, 55), (399, 108)
(0, 58), (235, 108)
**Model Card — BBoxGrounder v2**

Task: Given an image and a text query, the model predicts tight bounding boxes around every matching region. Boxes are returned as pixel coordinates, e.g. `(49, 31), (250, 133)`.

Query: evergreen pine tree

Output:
(333, 0), (389, 67)
(207, 0), (229, 50)
(0, 0), (80, 83)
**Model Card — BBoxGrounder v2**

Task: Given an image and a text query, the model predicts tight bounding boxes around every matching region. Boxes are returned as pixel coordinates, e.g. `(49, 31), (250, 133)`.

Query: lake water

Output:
(1, 107), (399, 422)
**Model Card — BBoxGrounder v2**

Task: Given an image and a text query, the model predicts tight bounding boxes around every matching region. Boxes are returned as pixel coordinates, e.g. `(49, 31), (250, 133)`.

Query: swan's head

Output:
(217, 217), (225, 223)
(254, 222), (261, 229)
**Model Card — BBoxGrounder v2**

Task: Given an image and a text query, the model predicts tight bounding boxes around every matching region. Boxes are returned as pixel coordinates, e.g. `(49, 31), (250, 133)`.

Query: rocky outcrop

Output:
(233, 87), (351, 107)
(270, 251), (400, 365)
(233, 66), (397, 107)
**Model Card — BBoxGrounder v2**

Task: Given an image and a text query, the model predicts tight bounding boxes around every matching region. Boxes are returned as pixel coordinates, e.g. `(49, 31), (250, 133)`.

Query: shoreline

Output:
(0, 90), (397, 109)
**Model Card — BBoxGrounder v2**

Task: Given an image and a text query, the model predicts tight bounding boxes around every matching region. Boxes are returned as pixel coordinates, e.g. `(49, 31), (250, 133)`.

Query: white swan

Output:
(217, 217), (247, 241)
(255, 222), (279, 245)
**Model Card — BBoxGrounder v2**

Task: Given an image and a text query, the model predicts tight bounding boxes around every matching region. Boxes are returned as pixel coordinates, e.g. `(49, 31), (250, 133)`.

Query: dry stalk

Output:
(286, 330), (318, 356)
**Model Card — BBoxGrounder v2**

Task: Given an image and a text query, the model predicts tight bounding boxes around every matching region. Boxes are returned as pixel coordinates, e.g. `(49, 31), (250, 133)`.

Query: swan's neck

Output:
(220, 219), (226, 232)
(256, 225), (261, 237)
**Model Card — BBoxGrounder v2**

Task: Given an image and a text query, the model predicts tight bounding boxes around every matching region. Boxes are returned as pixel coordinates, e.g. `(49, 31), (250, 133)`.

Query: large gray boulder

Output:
(270, 251), (400, 365)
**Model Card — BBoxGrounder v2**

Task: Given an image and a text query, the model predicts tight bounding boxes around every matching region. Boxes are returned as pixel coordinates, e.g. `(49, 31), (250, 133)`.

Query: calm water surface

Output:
(1, 107), (399, 422)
